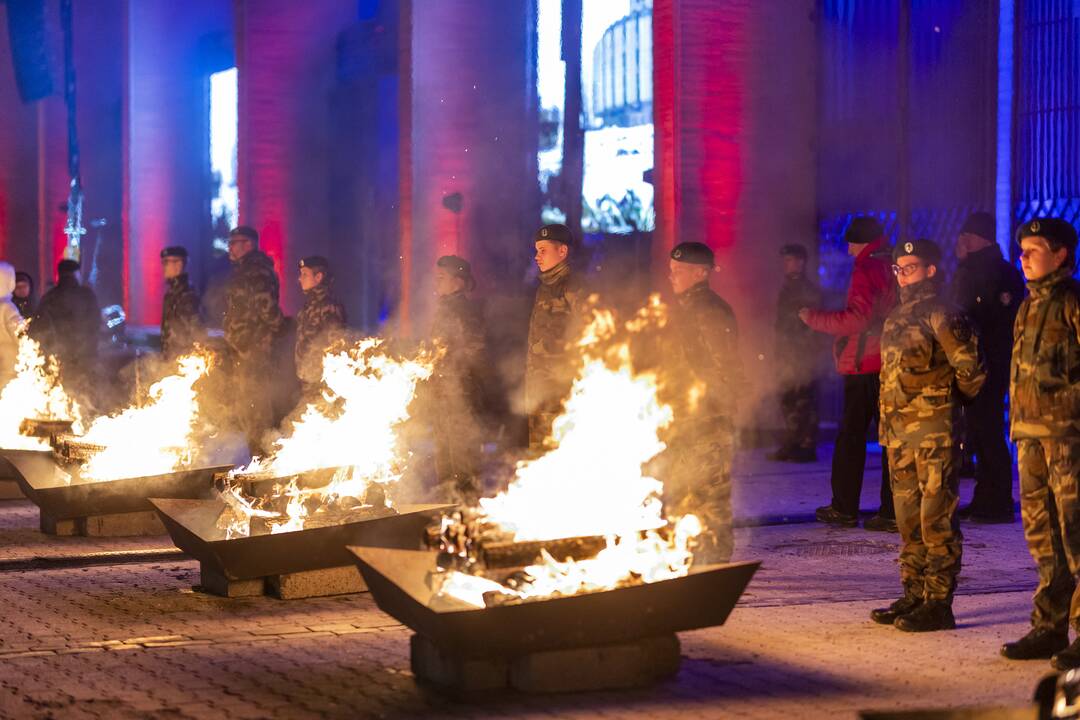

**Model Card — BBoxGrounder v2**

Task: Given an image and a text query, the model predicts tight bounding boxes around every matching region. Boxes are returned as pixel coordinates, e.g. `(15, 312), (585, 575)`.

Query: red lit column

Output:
(652, 0), (817, 421)
(234, 0), (356, 312)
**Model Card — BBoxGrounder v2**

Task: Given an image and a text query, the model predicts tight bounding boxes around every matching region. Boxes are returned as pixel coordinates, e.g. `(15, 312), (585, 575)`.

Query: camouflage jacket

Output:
(878, 280), (986, 449)
(223, 249), (284, 362)
(295, 282), (347, 385)
(431, 290), (485, 398)
(525, 261), (588, 410)
(775, 272), (823, 384)
(161, 273), (203, 360)
(667, 281), (743, 433)
(1010, 267), (1080, 439)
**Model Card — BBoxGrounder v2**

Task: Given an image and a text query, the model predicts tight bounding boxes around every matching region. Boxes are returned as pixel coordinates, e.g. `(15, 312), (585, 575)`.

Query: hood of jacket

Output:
(0, 262), (15, 301)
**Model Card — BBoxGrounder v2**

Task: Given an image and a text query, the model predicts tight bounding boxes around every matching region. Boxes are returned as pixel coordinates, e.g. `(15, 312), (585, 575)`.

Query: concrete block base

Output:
(197, 564), (366, 600)
(410, 634), (508, 693)
(410, 633), (681, 695)
(39, 510), (165, 537)
(0, 479), (24, 500)
(267, 566), (367, 600)
(197, 563), (265, 598)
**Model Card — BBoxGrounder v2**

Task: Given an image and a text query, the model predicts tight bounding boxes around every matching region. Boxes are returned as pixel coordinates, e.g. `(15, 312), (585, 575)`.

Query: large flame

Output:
(0, 331), (83, 450)
(438, 296), (703, 607)
(220, 338), (434, 538)
(78, 352), (211, 480)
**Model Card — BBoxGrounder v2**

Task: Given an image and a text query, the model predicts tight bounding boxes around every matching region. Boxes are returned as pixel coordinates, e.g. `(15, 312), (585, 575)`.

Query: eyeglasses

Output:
(891, 262), (925, 277)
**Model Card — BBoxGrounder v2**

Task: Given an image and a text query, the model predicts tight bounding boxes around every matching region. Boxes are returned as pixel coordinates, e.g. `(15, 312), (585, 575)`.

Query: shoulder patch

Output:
(948, 312), (973, 343)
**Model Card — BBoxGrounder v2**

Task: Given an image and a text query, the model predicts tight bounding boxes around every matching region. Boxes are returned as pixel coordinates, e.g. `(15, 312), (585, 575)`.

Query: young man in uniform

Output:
(295, 256), (346, 398)
(159, 246), (204, 361)
(429, 255), (486, 504)
(870, 239), (985, 632)
(772, 243), (823, 462)
(664, 241), (743, 564)
(525, 223), (588, 450)
(1001, 218), (1080, 669)
(223, 226), (284, 455)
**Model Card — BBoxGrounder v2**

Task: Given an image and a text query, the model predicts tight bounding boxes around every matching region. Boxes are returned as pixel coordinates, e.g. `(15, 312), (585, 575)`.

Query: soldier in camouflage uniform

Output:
(663, 241), (742, 564)
(1001, 218), (1080, 669)
(772, 243), (823, 462)
(429, 255), (486, 504)
(295, 256), (347, 398)
(223, 226), (284, 455)
(525, 223), (588, 450)
(869, 239), (985, 632)
(159, 246), (204, 361)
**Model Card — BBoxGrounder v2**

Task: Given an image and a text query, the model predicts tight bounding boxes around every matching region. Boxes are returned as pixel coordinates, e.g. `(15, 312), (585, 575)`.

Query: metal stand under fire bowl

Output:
(1, 449), (233, 537)
(150, 498), (450, 600)
(348, 546), (760, 695)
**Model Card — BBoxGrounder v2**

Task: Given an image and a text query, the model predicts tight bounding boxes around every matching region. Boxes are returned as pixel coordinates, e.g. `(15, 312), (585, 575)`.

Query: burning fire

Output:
(78, 352), (212, 480)
(0, 332), (83, 450)
(219, 339), (434, 538)
(436, 296), (704, 608)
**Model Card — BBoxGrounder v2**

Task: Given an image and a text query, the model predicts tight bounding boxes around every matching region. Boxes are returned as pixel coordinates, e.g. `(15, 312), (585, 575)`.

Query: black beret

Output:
(14, 271), (31, 285)
(57, 259), (80, 275)
(959, 212), (995, 241)
(670, 241), (715, 267)
(436, 255), (472, 278)
(160, 246), (188, 260)
(779, 244), (808, 260)
(229, 225), (259, 243)
(893, 238), (942, 265)
(534, 223), (573, 247)
(1016, 217), (1078, 253)
(844, 216), (885, 245)
(298, 256), (330, 272)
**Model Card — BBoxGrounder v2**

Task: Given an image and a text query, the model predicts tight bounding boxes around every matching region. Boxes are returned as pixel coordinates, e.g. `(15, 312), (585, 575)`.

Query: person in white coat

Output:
(0, 262), (25, 388)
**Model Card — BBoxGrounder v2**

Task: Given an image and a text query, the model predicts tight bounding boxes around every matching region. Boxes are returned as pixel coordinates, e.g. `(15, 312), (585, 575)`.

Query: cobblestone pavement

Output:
(0, 449), (1046, 719)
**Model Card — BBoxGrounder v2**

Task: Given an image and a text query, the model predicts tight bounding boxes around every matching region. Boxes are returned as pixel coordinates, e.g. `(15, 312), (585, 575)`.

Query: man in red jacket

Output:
(799, 216), (898, 530)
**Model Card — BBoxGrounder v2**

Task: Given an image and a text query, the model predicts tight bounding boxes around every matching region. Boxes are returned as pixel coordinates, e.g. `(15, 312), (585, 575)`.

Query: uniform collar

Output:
(303, 282), (329, 302)
(539, 260), (570, 286)
(1027, 266), (1074, 298)
(167, 273), (189, 290)
(677, 280), (710, 304)
(898, 278), (938, 304)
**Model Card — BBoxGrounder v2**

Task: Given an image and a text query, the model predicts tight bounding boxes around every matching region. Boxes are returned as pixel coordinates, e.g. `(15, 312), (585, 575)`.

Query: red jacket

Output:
(803, 238), (896, 375)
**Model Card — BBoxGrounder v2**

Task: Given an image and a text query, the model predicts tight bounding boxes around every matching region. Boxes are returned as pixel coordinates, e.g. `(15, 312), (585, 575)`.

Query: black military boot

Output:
(870, 595), (921, 625)
(894, 600), (956, 632)
(1000, 627), (1068, 660)
(1052, 637), (1080, 670)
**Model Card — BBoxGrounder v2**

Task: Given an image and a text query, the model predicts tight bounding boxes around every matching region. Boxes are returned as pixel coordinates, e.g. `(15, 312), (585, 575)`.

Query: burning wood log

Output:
(428, 509), (610, 573)
(19, 418), (74, 439)
(50, 434), (107, 466)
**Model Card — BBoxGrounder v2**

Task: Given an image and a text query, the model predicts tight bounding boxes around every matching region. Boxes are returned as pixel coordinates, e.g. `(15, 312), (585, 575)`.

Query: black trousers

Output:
(965, 378), (1014, 514)
(830, 373), (894, 518)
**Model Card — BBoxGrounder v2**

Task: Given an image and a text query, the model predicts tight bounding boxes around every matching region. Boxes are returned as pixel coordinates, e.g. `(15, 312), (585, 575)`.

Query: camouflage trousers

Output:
(779, 381), (818, 451)
(432, 404), (482, 506)
(1017, 438), (1080, 633)
(887, 444), (962, 602)
(664, 429), (735, 564)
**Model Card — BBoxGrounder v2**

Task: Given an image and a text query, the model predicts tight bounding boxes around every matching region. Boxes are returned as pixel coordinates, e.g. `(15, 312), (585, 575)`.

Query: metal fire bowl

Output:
(0, 449), (233, 520)
(348, 546), (760, 658)
(150, 498), (451, 581)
